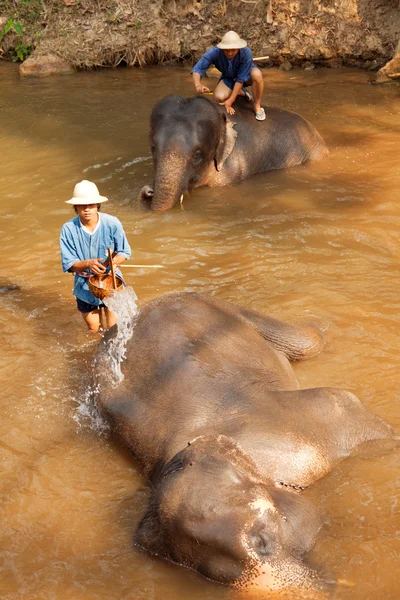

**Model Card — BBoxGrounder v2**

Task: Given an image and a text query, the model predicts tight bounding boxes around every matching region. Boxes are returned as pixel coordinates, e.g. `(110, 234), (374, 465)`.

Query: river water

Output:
(0, 62), (399, 600)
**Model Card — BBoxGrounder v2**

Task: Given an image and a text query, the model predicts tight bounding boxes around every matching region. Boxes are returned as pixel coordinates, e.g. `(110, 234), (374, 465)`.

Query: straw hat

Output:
(217, 31), (247, 50)
(65, 180), (108, 205)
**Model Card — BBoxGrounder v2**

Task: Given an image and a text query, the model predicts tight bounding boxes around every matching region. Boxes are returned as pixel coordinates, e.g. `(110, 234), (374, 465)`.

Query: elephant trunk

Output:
(150, 151), (189, 212)
(136, 185), (154, 210)
(243, 556), (332, 595)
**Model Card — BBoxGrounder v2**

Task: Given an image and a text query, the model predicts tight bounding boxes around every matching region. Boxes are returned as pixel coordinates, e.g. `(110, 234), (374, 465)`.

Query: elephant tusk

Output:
(337, 579), (355, 587)
(180, 194), (184, 210)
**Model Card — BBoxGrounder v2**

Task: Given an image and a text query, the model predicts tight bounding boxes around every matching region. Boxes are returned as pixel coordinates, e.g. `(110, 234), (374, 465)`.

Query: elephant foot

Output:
(136, 185), (154, 210)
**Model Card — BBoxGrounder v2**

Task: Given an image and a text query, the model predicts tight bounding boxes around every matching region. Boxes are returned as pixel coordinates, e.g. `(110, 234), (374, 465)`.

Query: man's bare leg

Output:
(214, 80), (251, 103)
(213, 80), (233, 103)
(81, 307), (117, 333)
(81, 309), (101, 333)
(250, 67), (264, 114)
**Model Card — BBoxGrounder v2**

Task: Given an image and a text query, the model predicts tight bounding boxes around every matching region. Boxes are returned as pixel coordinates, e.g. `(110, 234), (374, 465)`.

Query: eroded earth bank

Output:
(0, 0), (399, 81)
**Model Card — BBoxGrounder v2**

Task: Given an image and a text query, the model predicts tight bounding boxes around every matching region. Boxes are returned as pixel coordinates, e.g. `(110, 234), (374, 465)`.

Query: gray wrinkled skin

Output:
(95, 292), (394, 592)
(136, 95), (329, 211)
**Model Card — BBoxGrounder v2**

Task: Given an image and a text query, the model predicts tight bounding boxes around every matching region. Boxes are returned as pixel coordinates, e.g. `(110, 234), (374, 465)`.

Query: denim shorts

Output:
(220, 76), (253, 90)
(76, 297), (105, 313)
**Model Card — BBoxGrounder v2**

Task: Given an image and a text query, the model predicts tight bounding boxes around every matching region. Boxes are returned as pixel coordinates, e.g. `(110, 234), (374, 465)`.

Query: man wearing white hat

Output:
(192, 31), (265, 121)
(60, 180), (131, 332)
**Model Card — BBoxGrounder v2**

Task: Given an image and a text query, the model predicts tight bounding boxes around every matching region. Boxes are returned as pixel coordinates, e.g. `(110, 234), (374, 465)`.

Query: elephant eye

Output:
(162, 458), (184, 479)
(250, 531), (275, 558)
(192, 149), (203, 164)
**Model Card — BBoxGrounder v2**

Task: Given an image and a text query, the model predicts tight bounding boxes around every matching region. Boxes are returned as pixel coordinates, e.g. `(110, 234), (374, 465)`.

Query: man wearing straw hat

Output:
(191, 31), (265, 121)
(60, 180), (131, 333)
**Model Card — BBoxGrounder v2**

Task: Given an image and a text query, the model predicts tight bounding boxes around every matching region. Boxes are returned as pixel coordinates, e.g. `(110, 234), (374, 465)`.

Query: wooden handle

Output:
(107, 247), (117, 290)
(120, 264), (164, 269)
(253, 55), (270, 61)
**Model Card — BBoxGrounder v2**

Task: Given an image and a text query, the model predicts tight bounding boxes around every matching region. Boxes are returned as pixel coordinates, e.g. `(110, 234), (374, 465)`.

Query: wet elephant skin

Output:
(95, 292), (394, 592)
(136, 95), (329, 211)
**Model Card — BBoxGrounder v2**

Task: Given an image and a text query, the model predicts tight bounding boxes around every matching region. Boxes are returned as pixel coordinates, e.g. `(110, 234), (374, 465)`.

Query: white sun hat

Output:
(65, 180), (108, 205)
(217, 31), (247, 50)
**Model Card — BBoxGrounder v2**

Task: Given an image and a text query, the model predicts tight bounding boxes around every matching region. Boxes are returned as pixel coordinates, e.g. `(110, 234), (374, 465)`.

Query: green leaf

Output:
(14, 22), (23, 35)
(5, 18), (14, 34)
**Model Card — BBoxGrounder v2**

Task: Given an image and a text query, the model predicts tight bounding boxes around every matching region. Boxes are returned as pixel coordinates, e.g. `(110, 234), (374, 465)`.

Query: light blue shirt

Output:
(60, 212), (131, 305)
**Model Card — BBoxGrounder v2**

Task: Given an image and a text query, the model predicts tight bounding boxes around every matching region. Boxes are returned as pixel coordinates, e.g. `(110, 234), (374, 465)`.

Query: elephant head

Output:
(136, 96), (237, 212)
(135, 435), (324, 591)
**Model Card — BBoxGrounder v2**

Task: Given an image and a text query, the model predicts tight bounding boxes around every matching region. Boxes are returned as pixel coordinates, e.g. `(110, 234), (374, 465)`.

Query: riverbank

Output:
(0, 0), (400, 74)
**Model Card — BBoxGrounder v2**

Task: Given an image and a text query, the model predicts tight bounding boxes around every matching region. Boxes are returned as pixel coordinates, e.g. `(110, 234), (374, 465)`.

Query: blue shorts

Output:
(221, 76), (252, 89)
(220, 64), (256, 90)
(76, 298), (106, 313)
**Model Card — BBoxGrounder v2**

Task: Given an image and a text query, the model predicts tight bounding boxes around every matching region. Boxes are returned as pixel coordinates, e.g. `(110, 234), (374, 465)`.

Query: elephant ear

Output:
(270, 486), (321, 558)
(214, 115), (238, 172)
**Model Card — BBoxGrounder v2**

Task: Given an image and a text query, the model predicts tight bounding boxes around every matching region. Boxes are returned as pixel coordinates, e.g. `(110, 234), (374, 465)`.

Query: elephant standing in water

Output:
(136, 95), (328, 211)
(95, 292), (394, 593)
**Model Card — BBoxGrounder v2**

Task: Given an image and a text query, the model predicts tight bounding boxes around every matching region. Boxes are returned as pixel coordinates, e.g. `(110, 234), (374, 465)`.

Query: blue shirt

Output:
(192, 46), (255, 83)
(60, 212), (131, 306)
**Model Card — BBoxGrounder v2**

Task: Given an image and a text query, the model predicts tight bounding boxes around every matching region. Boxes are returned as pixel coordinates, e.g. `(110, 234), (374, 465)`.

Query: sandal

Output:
(255, 108), (266, 121)
(242, 89), (253, 102)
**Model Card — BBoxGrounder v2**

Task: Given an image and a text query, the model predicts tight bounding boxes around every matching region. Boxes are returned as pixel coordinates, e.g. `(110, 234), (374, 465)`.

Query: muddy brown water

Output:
(0, 63), (399, 600)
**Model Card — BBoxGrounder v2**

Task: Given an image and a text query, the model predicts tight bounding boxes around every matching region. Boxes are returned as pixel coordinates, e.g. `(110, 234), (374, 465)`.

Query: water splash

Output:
(73, 385), (110, 435)
(73, 285), (139, 433)
(101, 285), (139, 385)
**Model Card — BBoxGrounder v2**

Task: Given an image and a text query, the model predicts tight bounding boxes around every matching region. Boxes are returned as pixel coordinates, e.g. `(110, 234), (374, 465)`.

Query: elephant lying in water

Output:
(136, 95), (328, 211)
(95, 292), (394, 592)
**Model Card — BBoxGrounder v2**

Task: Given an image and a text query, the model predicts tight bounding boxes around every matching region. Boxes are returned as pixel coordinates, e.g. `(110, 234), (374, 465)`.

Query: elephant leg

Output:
(212, 298), (324, 362)
(273, 387), (394, 450)
(245, 387), (394, 487)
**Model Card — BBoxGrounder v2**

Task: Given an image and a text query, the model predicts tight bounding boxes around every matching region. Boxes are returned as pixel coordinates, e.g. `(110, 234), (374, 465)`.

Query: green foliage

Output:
(13, 41), (31, 61)
(0, 17), (32, 62)
(0, 17), (21, 42)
